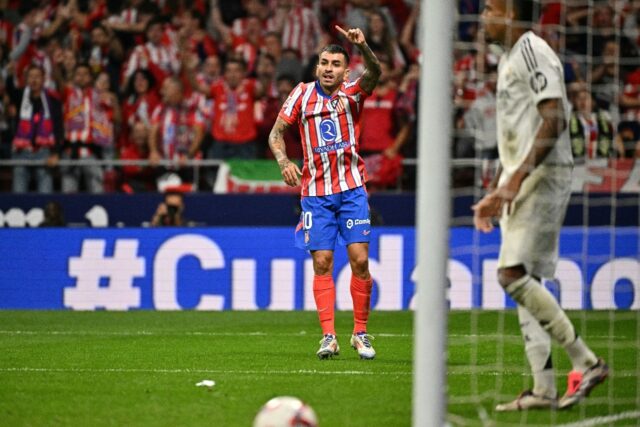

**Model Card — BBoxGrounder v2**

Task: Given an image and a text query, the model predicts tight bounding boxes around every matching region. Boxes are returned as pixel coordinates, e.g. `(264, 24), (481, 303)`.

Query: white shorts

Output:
(498, 165), (572, 278)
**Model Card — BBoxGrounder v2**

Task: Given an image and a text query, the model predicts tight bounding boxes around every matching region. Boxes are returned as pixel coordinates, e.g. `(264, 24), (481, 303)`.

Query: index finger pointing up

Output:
(335, 25), (349, 37)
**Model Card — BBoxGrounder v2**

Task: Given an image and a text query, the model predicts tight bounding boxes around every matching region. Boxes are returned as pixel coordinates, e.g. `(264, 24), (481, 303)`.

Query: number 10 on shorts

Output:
(303, 212), (313, 229)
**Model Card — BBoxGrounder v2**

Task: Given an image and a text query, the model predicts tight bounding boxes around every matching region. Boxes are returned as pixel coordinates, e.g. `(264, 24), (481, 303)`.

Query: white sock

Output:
(518, 305), (556, 398)
(565, 335), (598, 372)
(505, 275), (576, 346)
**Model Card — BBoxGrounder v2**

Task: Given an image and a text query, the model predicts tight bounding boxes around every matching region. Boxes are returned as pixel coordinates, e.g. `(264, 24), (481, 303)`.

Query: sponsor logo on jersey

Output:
(530, 71), (548, 93)
(319, 119), (337, 142)
(346, 218), (371, 229)
(312, 141), (352, 154)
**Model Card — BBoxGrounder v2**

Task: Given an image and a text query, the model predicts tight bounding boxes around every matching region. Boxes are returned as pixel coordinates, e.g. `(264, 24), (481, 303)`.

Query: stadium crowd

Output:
(0, 0), (639, 193)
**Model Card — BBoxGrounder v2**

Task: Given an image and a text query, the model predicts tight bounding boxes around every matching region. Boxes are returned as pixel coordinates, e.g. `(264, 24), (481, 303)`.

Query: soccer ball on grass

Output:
(253, 396), (318, 427)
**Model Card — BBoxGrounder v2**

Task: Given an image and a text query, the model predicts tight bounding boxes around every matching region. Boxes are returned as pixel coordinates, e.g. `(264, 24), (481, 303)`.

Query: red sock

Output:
(313, 275), (335, 335)
(351, 275), (373, 334)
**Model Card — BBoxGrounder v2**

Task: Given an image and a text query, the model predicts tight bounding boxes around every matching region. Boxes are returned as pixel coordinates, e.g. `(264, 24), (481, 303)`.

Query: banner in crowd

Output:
(214, 159), (300, 194)
(0, 227), (637, 311)
(572, 158), (640, 192)
(211, 159), (640, 194)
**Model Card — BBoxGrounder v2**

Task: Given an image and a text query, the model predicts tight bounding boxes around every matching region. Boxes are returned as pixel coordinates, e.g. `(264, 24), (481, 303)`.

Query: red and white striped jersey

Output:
(122, 42), (180, 85)
(278, 78), (369, 197)
(267, 6), (322, 64)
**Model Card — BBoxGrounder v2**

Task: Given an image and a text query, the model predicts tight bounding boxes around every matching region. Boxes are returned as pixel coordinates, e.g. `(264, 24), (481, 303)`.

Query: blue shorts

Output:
(295, 186), (371, 251)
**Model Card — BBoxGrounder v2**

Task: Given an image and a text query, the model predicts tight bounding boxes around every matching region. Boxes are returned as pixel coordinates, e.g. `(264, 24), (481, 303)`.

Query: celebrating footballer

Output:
(269, 25), (381, 360)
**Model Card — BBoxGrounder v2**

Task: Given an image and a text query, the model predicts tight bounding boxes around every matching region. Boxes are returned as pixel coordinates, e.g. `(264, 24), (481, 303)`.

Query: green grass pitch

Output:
(0, 310), (638, 426)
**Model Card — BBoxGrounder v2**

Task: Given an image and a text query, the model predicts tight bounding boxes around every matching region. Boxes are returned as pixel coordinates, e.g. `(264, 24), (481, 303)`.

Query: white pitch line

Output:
(0, 367), (412, 376)
(4, 366), (634, 379)
(0, 330), (627, 339)
(0, 330), (414, 338)
(556, 410), (640, 427)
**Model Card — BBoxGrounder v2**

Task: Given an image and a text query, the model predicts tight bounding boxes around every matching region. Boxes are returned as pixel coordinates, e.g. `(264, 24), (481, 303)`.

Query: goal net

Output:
(445, 1), (640, 425)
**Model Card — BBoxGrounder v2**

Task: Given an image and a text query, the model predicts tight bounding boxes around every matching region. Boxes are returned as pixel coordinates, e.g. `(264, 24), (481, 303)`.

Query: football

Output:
(253, 396), (319, 427)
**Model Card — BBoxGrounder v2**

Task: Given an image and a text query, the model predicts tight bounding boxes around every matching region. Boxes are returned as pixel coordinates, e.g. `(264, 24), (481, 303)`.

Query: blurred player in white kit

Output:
(474, 0), (609, 411)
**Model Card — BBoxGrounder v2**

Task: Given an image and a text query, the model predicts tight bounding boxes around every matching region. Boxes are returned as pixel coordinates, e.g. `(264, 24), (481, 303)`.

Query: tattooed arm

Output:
(335, 25), (381, 94)
(269, 116), (302, 187)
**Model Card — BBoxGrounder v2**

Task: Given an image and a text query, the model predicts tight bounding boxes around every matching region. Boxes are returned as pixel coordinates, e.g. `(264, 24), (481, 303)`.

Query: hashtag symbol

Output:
(64, 239), (145, 310)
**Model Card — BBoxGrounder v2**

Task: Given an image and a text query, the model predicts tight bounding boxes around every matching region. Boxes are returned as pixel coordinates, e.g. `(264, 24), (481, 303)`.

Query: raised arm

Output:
(269, 116), (301, 187)
(335, 25), (381, 94)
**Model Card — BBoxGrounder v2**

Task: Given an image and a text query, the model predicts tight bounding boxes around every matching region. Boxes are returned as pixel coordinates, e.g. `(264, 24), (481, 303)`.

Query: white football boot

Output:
(316, 334), (340, 359)
(558, 358), (609, 409)
(350, 332), (376, 360)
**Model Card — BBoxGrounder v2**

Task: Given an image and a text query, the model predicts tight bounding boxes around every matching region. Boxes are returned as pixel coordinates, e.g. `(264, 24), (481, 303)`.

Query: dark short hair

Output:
(276, 73), (297, 86)
(126, 68), (156, 96)
(320, 44), (350, 65)
(74, 62), (92, 73)
(510, 0), (538, 23)
(26, 63), (45, 75)
(185, 8), (207, 29)
(258, 53), (277, 66)
(225, 57), (247, 70)
(145, 16), (164, 34)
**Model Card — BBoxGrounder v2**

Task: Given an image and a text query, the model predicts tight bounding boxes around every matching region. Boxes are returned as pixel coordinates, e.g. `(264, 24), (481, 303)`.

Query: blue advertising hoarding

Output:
(0, 227), (637, 310)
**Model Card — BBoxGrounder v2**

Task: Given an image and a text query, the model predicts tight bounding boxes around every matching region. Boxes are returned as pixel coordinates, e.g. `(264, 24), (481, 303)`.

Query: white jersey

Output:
(496, 31), (573, 184)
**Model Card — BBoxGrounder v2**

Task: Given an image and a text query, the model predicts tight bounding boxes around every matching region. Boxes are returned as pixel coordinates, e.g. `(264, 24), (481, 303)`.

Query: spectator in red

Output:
(9, 4), (40, 89)
(319, 0), (348, 33)
(205, 57), (264, 159)
(94, 70), (121, 192)
(620, 66), (640, 122)
(615, 121), (640, 159)
(60, 63), (105, 193)
(104, 0), (159, 48)
(192, 54), (221, 135)
(464, 68), (499, 188)
(0, 74), (10, 160)
(93, 71), (121, 155)
(260, 73), (301, 159)
(214, 5), (266, 75)
(196, 55), (222, 90)
(268, 0), (326, 65)
(0, 11), (14, 51)
(53, 47), (78, 89)
(122, 17), (180, 91)
(255, 53), (278, 99)
(231, 16), (265, 74)
(148, 76), (205, 186)
(396, 61), (419, 159)
(212, 0), (269, 43)
(263, 31), (283, 64)
(364, 10), (405, 78)
(255, 53), (282, 150)
(85, 23), (124, 90)
(70, 0), (108, 32)
(9, 64), (63, 193)
(179, 8), (217, 65)
(121, 69), (160, 145)
(359, 59), (409, 189)
(400, 1), (420, 65)
(120, 121), (155, 192)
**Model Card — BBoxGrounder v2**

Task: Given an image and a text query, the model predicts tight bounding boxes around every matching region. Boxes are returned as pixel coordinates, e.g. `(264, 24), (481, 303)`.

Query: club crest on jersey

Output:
(319, 119), (337, 142)
(330, 97), (345, 112)
(530, 71), (548, 94)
